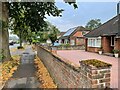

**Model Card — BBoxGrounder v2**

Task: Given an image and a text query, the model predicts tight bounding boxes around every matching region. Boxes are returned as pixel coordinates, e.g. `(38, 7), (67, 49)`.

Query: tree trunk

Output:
(19, 30), (22, 47)
(0, 2), (12, 62)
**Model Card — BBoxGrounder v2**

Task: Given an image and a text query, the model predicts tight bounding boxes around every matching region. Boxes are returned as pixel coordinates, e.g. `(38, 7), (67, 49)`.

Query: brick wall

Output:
(80, 61), (111, 88)
(102, 36), (113, 53)
(115, 38), (120, 55)
(73, 31), (83, 37)
(86, 47), (100, 53)
(37, 45), (112, 88)
(76, 38), (85, 45)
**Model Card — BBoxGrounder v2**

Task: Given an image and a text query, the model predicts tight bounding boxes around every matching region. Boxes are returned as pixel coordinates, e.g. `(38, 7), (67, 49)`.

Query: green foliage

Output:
(48, 25), (60, 44)
(7, 2), (77, 44)
(8, 2), (64, 32)
(60, 43), (70, 47)
(64, 0), (78, 9)
(65, 43), (70, 47)
(85, 19), (102, 30)
(112, 49), (119, 54)
(81, 59), (112, 68)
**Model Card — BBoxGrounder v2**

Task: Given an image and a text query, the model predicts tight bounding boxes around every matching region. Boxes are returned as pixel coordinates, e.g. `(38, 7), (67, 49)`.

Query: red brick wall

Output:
(70, 37), (85, 45)
(37, 46), (90, 88)
(76, 38), (85, 45)
(115, 38), (120, 50)
(87, 47), (100, 53)
(37, 46), (111, 88)
(102, 37), (113, 53)
(73, 31), (83, 37)
(115, 38), (120, 55)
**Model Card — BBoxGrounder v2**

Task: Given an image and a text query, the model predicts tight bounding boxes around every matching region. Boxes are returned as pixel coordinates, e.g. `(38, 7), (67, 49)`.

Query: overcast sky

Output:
(46, 1), (118, 32)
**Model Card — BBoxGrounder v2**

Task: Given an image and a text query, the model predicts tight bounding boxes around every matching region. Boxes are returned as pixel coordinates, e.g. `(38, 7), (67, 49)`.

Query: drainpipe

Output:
(117, 1), (120, 36)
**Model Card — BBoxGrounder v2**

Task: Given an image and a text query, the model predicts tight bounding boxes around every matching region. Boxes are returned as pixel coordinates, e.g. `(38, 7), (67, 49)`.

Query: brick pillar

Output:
(80, 59), (112, 88)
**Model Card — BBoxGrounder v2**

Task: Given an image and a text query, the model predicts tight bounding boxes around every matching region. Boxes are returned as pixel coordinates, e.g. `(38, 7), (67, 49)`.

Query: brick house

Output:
(59, 26), (89, 45)
(85, 15), (120, 55)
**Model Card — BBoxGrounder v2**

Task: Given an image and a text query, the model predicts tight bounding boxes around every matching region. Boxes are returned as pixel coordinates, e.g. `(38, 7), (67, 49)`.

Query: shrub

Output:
(81, 59), (112, 68)
(112, 49), (119, 54)
(65, 43), (70, 47)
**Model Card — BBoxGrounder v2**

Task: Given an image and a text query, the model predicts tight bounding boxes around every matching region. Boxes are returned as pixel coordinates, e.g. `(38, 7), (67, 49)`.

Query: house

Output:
(59, 26), (90, 45)
(85, 15), (120, 55)
(57, 32), (66, 39)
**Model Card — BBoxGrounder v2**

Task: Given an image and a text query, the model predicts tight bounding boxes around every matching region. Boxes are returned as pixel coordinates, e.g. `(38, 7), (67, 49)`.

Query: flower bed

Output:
(80, 59), (112, 68)
(34, 56), (57, 88)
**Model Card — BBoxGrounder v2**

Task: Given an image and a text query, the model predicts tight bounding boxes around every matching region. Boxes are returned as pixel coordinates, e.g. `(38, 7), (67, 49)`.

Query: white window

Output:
(65, 39), (68, 44)
(71, 40), (75, 45)
(59, 39), (61, 44)
(88, 38), (101, 47)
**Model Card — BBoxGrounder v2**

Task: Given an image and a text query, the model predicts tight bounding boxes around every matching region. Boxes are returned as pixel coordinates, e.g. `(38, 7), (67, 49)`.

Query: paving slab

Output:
(2, 46), (40, 89)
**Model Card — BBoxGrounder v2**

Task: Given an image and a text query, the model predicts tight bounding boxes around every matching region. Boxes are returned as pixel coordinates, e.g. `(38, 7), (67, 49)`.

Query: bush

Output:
(81, 59), (112, 68)
(112, 49), (119, 54)
(59, 43), (70, 47)
(65, 43), (70, 47)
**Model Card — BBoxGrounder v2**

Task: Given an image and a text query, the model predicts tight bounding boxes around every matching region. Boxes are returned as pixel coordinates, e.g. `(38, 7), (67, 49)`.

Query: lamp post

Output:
(117, 1), (120, 36)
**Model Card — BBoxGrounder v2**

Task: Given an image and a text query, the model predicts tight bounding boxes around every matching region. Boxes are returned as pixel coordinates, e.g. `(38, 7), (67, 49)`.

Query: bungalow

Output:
(85, 15), (120, 55)
(59, 26), (89, 45)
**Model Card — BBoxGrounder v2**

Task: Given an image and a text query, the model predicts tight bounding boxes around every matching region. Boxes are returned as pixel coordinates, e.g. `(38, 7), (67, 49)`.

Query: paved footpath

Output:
(3, 46), (40, 89)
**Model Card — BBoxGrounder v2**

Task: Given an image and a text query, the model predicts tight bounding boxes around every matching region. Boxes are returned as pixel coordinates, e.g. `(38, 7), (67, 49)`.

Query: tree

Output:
(0, 2), (12, 61)
(48, 26), (60, 44)
(1, 1), (77, 61)
(85, 19), (102, 30)
(31, 21), (60, 44)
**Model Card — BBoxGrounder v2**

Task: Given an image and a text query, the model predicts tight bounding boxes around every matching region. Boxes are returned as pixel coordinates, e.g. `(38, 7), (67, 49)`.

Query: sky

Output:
(46, 1), (118, 32)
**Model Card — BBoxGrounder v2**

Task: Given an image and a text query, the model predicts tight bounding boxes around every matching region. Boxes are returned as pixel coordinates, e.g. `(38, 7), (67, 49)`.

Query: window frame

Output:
(88, 37), (101, 47)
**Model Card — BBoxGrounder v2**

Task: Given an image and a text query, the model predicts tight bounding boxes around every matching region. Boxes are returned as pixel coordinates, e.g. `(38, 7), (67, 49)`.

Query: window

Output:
(96, 38), (101, 47)
(65, 39), (69, 44)
(111, 36), (115, 46)
(71, 40), (75, 45)
(88, 38), (101, 47)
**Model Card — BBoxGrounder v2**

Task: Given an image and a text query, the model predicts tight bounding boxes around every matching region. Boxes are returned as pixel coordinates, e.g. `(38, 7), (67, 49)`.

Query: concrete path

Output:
(3, 46), (40, 89)
(57, 50), (119, 89)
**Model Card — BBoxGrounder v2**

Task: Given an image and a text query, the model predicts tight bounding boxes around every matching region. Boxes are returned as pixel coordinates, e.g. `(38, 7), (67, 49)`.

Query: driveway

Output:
(57, 50), (119, 88)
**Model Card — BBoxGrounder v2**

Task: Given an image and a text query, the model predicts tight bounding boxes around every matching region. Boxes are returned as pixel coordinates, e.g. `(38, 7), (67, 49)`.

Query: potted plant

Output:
(113, 49), (119, 58)
(98, 47), (103, 55)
